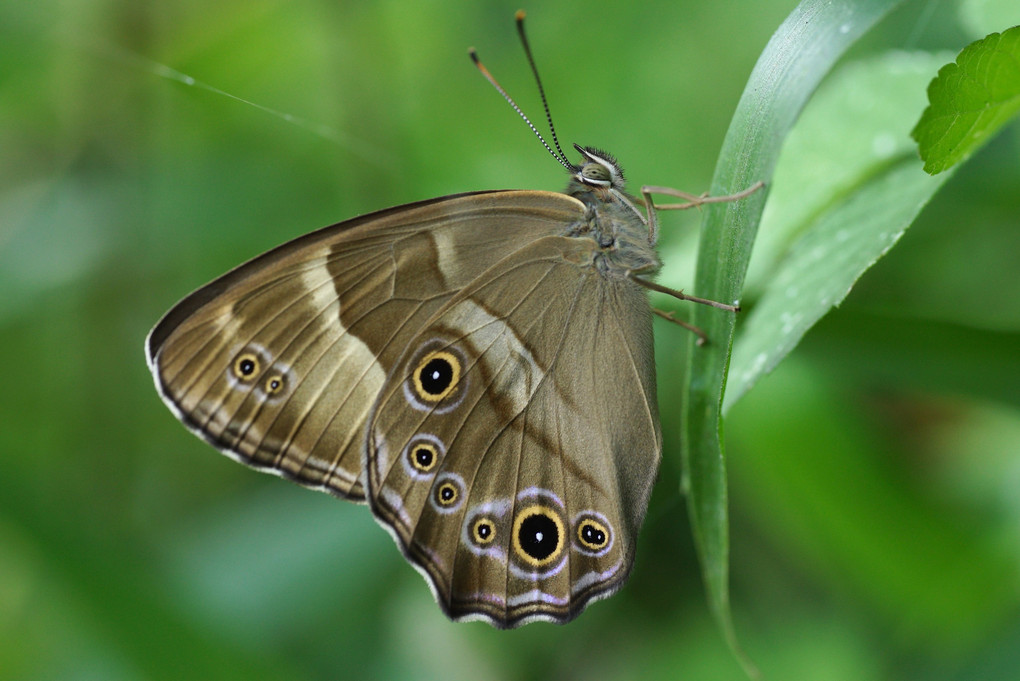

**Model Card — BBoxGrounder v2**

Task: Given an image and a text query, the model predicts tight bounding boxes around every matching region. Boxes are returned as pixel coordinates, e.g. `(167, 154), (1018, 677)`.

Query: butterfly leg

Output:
(652, 308), (709, 345)
(629, 272), (741, 313)
(630, 269), (741, 345)
(639, 181), (765, 244)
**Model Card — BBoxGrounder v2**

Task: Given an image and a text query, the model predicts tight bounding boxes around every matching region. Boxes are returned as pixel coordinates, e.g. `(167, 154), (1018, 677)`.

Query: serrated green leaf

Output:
(727, 53), (954, 410)
(912, 25), (1020, 174)
(680, 0), (906, 672)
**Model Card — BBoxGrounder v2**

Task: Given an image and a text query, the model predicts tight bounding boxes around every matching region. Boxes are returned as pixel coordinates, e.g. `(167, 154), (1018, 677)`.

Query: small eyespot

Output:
(412, 350), (460, 402)
(576, 517), (611, 553)
(400, 434), (445, 480)
(402, 342), (469, 414)
(461, 500), (511, 560)
(232, 352), (261, 382)
(410, 442), (438, 473)
(471, 517), (497, 546)
(428, 473), (464, 514)
(263, 373), (286, 397)
(512, 505), (565, 567)
(437, 481), (458, 507)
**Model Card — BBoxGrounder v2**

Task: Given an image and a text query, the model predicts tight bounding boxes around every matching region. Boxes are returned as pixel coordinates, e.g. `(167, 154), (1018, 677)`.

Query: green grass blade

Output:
(680, 0), (906, 669)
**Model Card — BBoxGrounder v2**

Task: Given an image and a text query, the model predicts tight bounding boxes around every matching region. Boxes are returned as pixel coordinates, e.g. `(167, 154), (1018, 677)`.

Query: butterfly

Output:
(146, 11), (760, 627)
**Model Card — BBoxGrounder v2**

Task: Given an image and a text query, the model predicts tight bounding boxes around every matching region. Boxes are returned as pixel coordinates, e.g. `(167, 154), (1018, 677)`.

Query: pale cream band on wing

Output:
(295, 254), (386, 481)
(197, 254), (387, 488)
(447, 299), (546, 413)
(431, 226), (458, 289)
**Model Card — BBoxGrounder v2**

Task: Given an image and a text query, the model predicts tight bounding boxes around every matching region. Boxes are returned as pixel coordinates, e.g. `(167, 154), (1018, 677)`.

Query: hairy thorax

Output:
(565, 181), (661, 279)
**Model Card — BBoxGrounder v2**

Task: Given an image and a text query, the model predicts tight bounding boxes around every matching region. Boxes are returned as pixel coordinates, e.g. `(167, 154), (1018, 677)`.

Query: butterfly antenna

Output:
(514, 10), (569, 166)
(469, 23), (574, 172)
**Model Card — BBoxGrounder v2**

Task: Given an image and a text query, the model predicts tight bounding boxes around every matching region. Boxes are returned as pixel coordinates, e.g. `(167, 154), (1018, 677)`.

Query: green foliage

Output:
(728, 52), (954, 409)
(912, 26), (1020, 174)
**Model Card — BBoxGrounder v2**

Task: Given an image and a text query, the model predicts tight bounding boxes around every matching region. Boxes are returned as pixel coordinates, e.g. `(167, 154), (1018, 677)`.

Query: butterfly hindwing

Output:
(365, 235), (661, 626)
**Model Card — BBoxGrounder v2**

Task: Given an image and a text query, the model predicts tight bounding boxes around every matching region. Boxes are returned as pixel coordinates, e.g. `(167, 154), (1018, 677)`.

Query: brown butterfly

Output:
(146, 11), (760, 627)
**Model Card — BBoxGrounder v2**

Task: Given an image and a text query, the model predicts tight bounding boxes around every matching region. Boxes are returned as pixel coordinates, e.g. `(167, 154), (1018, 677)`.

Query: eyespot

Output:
(412, 350), (460, 402)
(231, 352), (261, 382)
(428, 472), (465, 514)
(461, 500), (510, 560)
(401, 434), (444, 479)
(471, 517), (497, 546)
(573, 512), (613, 556)
(228, 345), (274, 391)
(262, 372), (287, 397)
(511, 505), (565, 568)
(411, 442), (438, 472)
(437, 482), (458, 506)
(402, 342), (468, 413)
(578, 520), (608, 550)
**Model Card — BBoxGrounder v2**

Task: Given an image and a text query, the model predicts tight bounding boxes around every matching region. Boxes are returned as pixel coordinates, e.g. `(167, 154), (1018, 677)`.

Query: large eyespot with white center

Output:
(414, 350), (459, 401)
(512, 505), (565, 569)
(507, 489), (568, 580)
(429, 472), (465, 514)
(573, 511), (614, 557)
(401, 433), (445, 480)
(402, 341), (468, 413)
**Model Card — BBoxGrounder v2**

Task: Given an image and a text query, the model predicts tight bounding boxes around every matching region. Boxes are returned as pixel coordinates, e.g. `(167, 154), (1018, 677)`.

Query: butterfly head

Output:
(571, 144), (626, 191)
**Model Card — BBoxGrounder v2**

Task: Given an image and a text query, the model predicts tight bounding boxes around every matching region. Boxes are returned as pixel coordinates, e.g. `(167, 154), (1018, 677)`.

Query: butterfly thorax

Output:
(564, 147), (661, 278)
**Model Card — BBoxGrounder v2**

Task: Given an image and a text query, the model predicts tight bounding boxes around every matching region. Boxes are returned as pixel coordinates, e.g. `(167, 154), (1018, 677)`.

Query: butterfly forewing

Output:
(147, 191), (584, 500)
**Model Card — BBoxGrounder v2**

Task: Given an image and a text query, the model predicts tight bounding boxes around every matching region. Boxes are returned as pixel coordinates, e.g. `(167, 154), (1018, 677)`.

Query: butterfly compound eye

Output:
(581, 162), (611, 183)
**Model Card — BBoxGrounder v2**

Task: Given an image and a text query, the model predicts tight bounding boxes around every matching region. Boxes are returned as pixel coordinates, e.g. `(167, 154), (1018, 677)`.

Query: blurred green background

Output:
(2, 0), (1019, 679)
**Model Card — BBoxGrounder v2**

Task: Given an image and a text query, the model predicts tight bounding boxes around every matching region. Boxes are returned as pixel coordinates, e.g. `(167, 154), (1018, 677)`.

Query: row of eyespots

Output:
(401, 342), (466, 514)
(463, 502), (615, 571)
(228, 345), (291, 401)
(401, 437), (617, 566)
